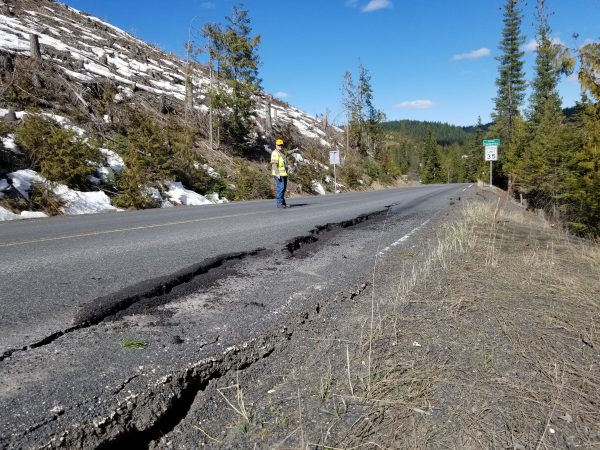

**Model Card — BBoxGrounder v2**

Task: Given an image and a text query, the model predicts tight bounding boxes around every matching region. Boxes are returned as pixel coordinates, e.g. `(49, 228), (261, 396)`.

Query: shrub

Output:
(292, 162), (322, 194)
(14, 114), (56, 169)
(29, 183), (63, 216)
(232, 160), (272, 200)
(41, 128), (103, 190)
(15, 114), (102, 190)
(113, 151), (158, 210)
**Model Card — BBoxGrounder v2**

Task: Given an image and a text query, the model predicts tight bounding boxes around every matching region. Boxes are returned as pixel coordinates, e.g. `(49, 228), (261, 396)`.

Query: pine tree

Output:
(203, 3), (261, 153)
(527, 0), (562, 126)
(420, 131), (442, 184)
(519, 97), (569, 210)
(341, 70), (360, 150)
(569, 43), (600, 234)
(517, 0), (567, 210)
(342, 63), (384, 155)
(492, 0), (527, 146)
(359, 64), (386, 157)
(465, 116), (486, 182)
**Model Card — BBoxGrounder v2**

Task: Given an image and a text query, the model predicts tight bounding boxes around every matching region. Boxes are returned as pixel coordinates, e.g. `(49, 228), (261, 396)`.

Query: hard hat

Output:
(276, 139), (284, 146)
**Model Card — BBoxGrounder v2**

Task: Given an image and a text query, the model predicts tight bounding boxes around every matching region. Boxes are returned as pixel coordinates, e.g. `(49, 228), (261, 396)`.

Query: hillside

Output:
(382, 119), (472, 146)
(0, 0), (360, 220)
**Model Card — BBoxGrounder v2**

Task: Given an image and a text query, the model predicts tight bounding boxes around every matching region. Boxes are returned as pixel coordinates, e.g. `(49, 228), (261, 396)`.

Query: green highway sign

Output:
(483, 139), (500, 146)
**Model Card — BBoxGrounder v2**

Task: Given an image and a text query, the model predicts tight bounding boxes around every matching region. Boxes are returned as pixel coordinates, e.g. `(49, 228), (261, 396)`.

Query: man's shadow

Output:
(286, 203), (309, 209)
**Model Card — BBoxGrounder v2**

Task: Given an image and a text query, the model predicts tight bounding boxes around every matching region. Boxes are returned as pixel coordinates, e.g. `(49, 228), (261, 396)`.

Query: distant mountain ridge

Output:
(382, 120), (473, 146)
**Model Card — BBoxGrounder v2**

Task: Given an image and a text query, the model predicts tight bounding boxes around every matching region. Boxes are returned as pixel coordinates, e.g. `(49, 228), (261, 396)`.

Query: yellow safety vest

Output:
(271, 149), (287, 177)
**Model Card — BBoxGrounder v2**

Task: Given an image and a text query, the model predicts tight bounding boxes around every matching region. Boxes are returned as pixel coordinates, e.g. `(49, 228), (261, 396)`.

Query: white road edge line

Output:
(377, 218), (432, 256)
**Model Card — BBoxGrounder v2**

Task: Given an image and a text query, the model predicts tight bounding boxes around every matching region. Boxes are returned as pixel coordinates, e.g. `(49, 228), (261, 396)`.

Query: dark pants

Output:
(274, 176), (287, 206)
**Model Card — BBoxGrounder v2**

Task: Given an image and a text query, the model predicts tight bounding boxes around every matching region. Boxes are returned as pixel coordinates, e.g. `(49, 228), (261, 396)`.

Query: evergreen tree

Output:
(341, 70), (360, 150)
(568, 43), (600, 234)
(492, 0), (527, 146)
(420, 131), (442, 183)
(203, 3), (261, 152)
(517, 0), (568, 210)
(527, 0), (562, 126)
(519, 97), (569, 210)
(464, 116), (486, 182)
(359, 64), (386, 157)
(342, 63), (384, 155)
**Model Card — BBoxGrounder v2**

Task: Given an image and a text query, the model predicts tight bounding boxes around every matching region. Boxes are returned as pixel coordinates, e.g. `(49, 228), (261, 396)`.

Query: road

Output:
(0, 184), (465, 356)
(0, 183), (473, 449)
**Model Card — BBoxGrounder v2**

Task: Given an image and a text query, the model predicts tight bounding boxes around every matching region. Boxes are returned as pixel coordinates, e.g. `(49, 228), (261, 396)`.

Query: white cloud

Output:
(362, 0), (393, 13)
(523, 39), (539, 52)
(452, 48), (490, 61)
(274, 91), (288, 99)
(201, 2), (215, 8)
(395, 100), (435, 110)
(522, 37), (566, 53)
(346, 0), (358, 7)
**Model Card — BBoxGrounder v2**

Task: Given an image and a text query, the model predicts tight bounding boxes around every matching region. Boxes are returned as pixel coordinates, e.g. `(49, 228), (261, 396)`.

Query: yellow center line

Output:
(0, 211), (261, 248)
(0, 198), (372, 249)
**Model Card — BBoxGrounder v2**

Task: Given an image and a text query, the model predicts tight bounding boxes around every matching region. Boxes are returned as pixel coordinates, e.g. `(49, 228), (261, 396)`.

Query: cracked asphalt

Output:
(0, 184), (474, 448)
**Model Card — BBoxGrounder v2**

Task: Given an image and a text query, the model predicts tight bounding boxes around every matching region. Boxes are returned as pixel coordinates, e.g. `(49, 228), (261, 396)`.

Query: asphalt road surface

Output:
(0, 184), (466, 356)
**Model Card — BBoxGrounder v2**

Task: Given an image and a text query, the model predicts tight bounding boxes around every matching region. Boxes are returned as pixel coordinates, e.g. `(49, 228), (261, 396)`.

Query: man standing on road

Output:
(271, 138), (288, 208)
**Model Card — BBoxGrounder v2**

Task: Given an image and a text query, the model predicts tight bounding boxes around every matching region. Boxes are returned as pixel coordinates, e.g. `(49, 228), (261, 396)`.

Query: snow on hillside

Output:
(0, 0), (337, 145)
(0, 109), (229, 220)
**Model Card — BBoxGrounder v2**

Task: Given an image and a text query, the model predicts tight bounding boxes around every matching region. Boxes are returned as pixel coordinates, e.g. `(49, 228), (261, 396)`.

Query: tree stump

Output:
(0, 52), (15, 72)
(30, 34), (42, 62)
(3, 108), (17, 123)
(32, 72), (42, 89)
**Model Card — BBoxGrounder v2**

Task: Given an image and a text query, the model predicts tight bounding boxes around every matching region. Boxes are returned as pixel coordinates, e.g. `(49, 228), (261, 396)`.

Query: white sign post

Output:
(329, 150), (340, 194)
(483, 139), (500, 187)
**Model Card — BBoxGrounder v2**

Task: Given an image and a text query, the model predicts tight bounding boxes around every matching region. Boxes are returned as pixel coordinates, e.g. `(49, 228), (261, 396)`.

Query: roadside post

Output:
(329, 150), (340, 194)
(483, 139), (499, 187)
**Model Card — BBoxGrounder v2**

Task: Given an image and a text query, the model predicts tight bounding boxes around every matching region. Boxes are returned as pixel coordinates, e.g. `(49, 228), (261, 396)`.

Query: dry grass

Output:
(345, 198), (600, 449)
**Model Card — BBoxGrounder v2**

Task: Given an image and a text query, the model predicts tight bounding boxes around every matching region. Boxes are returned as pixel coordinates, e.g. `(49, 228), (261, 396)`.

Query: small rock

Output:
(50, 405), (64, 415)
(412, 341), (422, 347)
(559, 413), (573, 423)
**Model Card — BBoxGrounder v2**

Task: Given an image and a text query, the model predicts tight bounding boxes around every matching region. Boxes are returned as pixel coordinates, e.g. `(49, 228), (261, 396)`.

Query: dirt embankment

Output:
(152, 190), (600, 449)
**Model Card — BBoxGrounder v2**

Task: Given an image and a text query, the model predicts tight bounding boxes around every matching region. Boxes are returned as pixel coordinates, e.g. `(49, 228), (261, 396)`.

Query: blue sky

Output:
(62, 0), (599, 126)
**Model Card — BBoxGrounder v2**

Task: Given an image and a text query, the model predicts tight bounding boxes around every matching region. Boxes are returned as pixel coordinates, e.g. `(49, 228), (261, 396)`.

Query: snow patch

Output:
(1, 135), (22, 155)
(99, 148), (125, 172)
(165, 182), (213, 206)
(0, 206), (19, 221)
(312, 181), (326, 195)
(20, 211), (48, 219)
(8, 169), (43, 199)
(7, 169), (118, 216)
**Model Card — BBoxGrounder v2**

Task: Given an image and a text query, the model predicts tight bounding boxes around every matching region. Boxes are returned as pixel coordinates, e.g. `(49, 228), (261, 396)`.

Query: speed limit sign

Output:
(485, 145), (498, 161)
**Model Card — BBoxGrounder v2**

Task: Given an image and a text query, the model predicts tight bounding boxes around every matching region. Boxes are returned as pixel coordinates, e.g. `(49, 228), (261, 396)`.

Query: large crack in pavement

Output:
(285, 208), (389, 256)
(1, 208), (391, 364)
(48, 335), (283, 450)
(0, 251), (262, 363)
